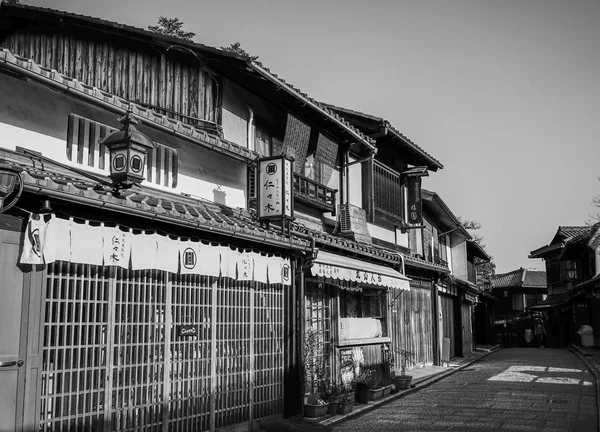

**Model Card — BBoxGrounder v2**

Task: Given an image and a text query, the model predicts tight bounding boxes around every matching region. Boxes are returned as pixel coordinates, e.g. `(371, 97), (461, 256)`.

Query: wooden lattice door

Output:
(40, 263), (287, 432)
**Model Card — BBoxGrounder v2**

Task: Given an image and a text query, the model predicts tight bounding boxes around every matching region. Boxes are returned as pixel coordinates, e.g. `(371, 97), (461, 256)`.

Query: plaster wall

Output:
(0, 73), (247, 208)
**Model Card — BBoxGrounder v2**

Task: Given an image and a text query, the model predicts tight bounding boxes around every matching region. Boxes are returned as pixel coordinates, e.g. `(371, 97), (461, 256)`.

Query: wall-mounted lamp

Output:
(0, 162), (23, 213)
(100, 111), (156, 194)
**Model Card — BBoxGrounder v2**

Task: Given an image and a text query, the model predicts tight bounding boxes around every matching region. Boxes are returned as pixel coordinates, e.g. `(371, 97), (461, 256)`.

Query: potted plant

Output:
(336, 383), (355, 415)
(320, 380), (341, 415)
(354, 369), (385, 403)
(381, 346), (395, 396)
(392, 349), (415, 390)
(303, 327), (328, 418)
(366, 369), (385, 401)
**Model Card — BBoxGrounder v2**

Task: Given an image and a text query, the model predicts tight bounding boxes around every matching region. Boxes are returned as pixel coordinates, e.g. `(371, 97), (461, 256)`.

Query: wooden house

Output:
(0, 3), (394, 431)
(490, 268), (547, 347)
(529, 223), (600, 347)
(320, 105), (449, 373)
(419, 189), (490, 360)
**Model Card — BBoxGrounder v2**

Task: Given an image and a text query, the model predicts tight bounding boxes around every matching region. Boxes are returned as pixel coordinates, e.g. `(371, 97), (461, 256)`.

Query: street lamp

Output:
(0, 162), (23, 213)
(100, 111), (156, 194)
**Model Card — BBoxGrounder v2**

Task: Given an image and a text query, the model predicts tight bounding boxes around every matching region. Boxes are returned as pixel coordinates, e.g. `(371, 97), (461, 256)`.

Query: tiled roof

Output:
(292, 223), (400, 264)
(404, 255), (450, 274)
(250, 65), (376, 150)
(0, 148), (310, 252)
(0, 48), (256, 163)
(491, 268), (546, 289)
(323, 103), (443, 170)
(0, 3), (376, 152)
(557, 226), (590, 240)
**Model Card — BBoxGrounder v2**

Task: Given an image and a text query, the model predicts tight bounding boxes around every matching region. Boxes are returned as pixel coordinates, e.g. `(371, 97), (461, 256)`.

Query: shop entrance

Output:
(39, 262), (285, 432)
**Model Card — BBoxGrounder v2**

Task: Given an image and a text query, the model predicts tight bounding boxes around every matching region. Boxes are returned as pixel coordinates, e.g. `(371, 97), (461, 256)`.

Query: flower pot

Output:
(304, 403), (328, 418)
(382, 384), (393, 397)
(355, 382), (369, 404)
(367, 387), (384, 401)
(327, 401), (340, 414)
(392, 375), (413, 390)
(337, 400), (354, 415)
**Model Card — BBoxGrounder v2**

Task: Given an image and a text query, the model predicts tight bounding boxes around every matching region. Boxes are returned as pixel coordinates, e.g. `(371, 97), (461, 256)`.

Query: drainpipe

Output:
(247, 105), (254, 151)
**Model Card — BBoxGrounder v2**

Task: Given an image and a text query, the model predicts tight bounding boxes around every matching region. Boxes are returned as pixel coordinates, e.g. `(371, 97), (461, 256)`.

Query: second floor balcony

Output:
(293, 172), (337, 215)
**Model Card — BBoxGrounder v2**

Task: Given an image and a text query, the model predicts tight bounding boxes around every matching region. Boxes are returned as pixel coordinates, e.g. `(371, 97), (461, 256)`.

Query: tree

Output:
(458, 217), (496, 291)
(1, 0), (21, 4)
(148, 17), (195, 41)
(220, 42), (258, 61)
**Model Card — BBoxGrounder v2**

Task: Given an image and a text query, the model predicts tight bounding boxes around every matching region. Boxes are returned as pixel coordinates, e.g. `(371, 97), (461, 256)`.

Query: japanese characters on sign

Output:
(257, 155), (294, 221)
(406, 175), (423, 226)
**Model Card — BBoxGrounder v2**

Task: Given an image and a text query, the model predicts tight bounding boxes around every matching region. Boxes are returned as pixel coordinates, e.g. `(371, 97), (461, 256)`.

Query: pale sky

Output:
(23, 0), (600, 274)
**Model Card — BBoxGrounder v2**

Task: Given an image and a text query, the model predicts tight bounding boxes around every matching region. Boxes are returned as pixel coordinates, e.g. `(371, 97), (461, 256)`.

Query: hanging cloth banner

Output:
(179, 241), (221, 277)
(20, 214), (46, 265)
(237, 251), (255, 281)
(19, 214), (292, 285)
(221, 246), (241, 279)
(43, 216), (72, 264)
(70, 221), (104, 266)
(131, 232), (159, 270)
(254, 252), (270, 284)
(101, 226), (132, 269)
(155, 235), (180, 273)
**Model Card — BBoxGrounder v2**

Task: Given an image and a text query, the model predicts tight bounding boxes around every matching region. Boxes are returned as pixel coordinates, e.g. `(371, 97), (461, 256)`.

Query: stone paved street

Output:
(331, 348), (597, 431)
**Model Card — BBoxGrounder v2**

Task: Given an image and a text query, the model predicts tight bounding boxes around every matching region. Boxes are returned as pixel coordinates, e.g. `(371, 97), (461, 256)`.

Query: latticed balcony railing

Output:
(293, 173), (337, 214)
(373, 161), (402, 220)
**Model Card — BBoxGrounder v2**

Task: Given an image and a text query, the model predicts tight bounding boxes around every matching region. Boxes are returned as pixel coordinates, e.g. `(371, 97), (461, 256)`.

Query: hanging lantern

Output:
(100, 111), (156, 192)
(0, 162), (23, 213)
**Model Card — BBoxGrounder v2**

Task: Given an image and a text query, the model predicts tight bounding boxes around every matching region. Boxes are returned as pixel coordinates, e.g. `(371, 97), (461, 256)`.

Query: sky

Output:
(23, 0), (600, 274)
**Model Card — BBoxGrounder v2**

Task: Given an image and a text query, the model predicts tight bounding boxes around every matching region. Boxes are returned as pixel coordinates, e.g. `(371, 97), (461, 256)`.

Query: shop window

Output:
(305, 281), (333, 381)
(340, 288), (387, 339)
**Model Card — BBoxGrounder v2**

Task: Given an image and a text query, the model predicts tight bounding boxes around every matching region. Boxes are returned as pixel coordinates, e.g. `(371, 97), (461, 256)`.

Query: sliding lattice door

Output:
(40, 263), (287, 432)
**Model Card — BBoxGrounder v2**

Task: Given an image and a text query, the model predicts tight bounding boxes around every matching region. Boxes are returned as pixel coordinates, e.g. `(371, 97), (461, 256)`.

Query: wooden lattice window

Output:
(66, 114), (179, 188)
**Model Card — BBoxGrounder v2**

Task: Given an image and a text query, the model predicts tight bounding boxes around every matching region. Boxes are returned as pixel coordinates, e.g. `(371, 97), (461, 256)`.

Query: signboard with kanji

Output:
(257, 155), (294, 221)
(406, 175), (422, 226)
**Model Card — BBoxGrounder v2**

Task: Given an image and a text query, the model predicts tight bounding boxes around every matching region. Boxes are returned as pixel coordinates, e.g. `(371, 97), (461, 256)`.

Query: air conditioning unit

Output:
(339, 203), (352, 234)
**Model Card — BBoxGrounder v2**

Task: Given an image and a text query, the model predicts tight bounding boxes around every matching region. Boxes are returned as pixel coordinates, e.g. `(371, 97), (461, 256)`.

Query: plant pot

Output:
(382, 384), (393, 397)
(337, 400), (354, 415)
(367, 387), (384, 401)
(355, 382), (369, 404)
(304, 403), (328, 418)
(327, 401), (340, 414)
(392, 375), (413, 390)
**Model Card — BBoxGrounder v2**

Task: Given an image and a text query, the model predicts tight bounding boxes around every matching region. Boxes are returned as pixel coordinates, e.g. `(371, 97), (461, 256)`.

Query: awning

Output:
(310, 250), (410, 290)
(527, 293), (571, 311)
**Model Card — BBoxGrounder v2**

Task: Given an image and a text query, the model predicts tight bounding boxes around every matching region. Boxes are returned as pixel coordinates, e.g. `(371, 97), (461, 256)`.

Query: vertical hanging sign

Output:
(406, 175), (422, 226)
(257, 155), (294, 221)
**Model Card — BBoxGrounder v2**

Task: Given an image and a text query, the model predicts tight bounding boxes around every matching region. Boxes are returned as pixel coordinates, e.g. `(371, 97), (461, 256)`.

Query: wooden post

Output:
(209, 281), (218, 432)
(248, 282), (255, 431)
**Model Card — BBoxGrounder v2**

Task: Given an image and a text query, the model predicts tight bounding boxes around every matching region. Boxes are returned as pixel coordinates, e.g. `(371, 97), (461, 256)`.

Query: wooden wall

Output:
(439, 294), (456, 359)
(389, 281), (434, 370)
(2, 30), (219, 126)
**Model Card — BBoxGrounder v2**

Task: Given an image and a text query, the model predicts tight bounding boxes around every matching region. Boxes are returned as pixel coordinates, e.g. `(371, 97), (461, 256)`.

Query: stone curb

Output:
(569, 345), (600, 432)
(319, 345), (502, 428)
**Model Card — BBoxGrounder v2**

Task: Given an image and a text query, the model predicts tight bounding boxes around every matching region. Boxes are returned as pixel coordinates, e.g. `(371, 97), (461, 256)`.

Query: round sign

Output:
(130, 155), (143, 173)
(266, 163), (278, 175)
(112, 154), (126, 172)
